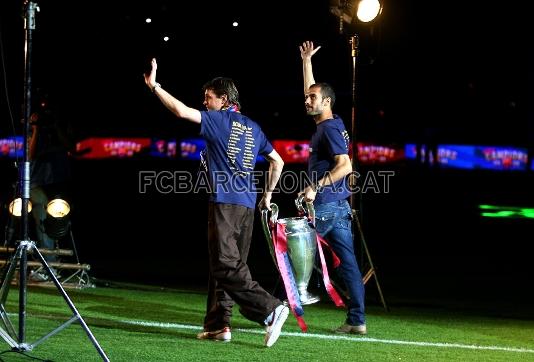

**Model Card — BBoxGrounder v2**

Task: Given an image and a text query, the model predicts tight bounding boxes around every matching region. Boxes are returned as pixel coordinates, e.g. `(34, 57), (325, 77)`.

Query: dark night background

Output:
(0, 0), (533, 316)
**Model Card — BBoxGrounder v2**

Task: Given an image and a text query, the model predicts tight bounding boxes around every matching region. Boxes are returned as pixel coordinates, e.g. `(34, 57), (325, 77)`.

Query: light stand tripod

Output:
(59, 225), (94, 288)
(0, 2), (109, 360)
(348, 34), (388, 311)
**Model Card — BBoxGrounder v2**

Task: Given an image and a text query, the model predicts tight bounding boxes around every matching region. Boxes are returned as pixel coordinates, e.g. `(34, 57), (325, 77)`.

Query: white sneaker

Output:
(264, 305), (289, 347)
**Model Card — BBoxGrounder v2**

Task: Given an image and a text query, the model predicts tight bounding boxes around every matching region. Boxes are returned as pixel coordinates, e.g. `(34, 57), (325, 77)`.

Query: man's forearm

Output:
(154, 87), (187, 118)
(153, 87), (201, 123)
(316, 161), (352, 188)
(303, 58), (315, 93)
(264, 162), (283, 196)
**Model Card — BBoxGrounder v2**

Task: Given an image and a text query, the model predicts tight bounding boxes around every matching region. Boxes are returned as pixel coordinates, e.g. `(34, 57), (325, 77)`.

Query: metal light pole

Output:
(333, 0), (388, 311)
(349, 32), (388, 312)
(0, 2), (109, 360)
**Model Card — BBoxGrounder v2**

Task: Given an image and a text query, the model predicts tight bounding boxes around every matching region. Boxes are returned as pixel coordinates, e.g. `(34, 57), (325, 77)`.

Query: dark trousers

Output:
(203, 202), (281, 331)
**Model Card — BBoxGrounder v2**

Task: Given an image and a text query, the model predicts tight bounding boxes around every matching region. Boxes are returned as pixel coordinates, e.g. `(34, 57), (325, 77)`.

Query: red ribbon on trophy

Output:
(271, 222), (346, 332)
(314, 231), (345, 307)
(272, 223), (308, 332)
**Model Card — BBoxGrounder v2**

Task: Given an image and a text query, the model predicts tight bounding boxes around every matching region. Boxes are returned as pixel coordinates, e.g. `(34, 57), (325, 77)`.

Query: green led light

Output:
(479, 205), (534, 219)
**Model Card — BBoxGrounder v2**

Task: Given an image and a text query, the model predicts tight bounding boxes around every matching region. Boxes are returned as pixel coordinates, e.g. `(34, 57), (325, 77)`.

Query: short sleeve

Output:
(323, 125), (349, 156)
(200, 111), (223, 142)
(257, 129), (274, 156)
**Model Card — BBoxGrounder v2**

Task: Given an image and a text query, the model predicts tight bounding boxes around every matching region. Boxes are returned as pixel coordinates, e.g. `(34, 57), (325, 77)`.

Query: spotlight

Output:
(44, 198), (71, 239)
(5, 198), (33, 243)
(329, 0), (382, 28)
(8, 198), (32, 217)
(356, 0), (382, 23)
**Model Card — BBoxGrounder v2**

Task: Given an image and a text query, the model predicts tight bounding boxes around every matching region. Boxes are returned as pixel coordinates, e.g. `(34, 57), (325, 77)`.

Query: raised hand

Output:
(144, 58), (158, 89)
(299, 41), (321, 60)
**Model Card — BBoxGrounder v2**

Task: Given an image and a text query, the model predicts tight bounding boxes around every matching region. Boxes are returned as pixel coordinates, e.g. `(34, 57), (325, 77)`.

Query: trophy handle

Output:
(295, 195), (315, 227)
(261, 203), (279, 266)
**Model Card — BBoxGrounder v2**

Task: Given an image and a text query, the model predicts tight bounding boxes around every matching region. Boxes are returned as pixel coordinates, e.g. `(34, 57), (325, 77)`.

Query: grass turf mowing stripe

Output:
(121, 320), (534, 354)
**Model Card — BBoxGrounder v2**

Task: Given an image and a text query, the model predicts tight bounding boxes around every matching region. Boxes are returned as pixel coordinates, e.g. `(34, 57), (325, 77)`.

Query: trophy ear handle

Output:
(295, 195), (306, 215)
(260, 203), (278, 239)
(261, 203), (279, 267)
(269, 203), (279, 225)
(295, 195), (315, 226)
(306, 201), (315, 227)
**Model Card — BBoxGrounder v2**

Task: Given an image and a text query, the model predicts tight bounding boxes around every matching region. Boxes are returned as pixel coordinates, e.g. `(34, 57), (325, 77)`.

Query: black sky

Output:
(0, 0), (532, 146)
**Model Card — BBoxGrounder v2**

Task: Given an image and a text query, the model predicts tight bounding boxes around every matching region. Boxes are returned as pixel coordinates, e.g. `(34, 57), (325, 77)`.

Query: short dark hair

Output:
(312, 82), (336, 108)
(202, 77), (241, 109)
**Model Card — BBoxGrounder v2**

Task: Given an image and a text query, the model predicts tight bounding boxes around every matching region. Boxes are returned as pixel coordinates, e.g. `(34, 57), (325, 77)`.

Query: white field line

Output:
(122, 320), (534, 354)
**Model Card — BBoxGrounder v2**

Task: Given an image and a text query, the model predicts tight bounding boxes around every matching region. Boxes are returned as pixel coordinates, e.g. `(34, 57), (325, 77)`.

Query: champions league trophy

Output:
(262, 197), (320, 305)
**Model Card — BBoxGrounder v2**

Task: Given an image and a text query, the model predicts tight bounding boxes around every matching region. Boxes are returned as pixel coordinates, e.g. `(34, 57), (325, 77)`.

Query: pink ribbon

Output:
(272, 223), (308, 332)
(315, 232), (345, 307)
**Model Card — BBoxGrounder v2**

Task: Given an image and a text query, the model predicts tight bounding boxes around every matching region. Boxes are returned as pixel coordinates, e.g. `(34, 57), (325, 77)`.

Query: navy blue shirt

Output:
(308, 115), (351, 204)
(200, 110), (273, 209)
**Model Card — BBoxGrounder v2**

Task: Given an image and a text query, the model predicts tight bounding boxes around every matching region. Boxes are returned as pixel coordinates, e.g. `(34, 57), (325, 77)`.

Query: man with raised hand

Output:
(299, 41), (367, 335)
(144, 58), (289, 347)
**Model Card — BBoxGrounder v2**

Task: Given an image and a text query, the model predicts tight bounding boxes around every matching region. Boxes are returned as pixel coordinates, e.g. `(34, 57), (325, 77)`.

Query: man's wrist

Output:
(151, 82), (161, 93)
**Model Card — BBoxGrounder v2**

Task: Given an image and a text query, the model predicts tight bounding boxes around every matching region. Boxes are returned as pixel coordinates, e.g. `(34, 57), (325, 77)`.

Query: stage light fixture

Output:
(44, 198), (71, 239)
(8, 198), (32, 217)
(5, 198), (33, 243)
(356, 0), (382, 23)
(330, 0), (382, 27)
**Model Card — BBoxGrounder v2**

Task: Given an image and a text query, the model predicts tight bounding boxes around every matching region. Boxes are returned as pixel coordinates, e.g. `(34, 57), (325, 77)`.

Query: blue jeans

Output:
(315, 199), (365, 326)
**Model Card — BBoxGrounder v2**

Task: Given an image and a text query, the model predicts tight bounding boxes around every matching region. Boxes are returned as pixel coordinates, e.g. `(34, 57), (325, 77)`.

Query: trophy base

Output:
(299, 290), (320, 305)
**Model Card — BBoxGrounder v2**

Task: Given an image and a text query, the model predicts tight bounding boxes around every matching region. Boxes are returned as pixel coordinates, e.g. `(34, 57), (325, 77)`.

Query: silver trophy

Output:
(261, 197), (320, 305)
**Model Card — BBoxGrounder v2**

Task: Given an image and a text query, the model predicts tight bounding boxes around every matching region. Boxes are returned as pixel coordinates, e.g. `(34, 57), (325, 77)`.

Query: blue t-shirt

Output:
(308, 115), (351, 204)
(200, 110), (273, 209)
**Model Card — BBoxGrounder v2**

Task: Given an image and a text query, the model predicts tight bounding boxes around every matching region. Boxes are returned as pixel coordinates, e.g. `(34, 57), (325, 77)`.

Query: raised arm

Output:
(258, 149), (284, 211)
(144, 58), (201, 124)
(299, 41), (321, 94)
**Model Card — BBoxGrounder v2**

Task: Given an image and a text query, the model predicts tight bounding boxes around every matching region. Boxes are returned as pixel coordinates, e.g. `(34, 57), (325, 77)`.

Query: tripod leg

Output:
(68, 227), (81, 265)
(0, 244), (25, 342)
(30, 247), (110, 361)
(18, 244), (28, 345)
(353, 213), (389, 312)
